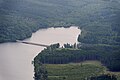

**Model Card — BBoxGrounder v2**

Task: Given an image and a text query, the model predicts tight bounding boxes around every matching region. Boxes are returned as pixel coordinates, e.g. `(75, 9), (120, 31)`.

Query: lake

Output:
(0, 26), (81, 80)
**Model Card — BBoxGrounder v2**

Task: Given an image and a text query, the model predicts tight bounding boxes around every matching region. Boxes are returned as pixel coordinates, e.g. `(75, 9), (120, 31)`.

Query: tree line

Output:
(34, 43), (120, 72)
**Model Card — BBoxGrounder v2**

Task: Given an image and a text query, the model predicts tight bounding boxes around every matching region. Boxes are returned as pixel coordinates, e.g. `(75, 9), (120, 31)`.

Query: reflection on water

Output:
(0, 26), (81, 80)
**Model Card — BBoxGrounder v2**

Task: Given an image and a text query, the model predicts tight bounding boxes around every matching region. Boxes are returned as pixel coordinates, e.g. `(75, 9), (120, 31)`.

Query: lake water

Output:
(0, 26), (81, 80)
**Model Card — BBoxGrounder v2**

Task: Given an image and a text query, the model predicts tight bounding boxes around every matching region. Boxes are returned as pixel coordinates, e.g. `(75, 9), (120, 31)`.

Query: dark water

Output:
(0, 26), (81, 80)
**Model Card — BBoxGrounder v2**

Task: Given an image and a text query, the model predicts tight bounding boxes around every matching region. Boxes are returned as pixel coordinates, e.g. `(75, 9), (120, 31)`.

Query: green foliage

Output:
(49, 43), (60, 50)
(35, 43), (120, 72)
(45, 62), (106, 80)
(1, 0), (120, 44)
(34, 59), (48, 80)
(88, 74), (117, 80)
(1, 0), (120, 79)
(64, 43), (73, 48)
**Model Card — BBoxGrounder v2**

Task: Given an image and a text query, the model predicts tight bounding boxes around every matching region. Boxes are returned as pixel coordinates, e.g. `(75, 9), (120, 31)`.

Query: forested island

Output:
(0, 0), (120, 80)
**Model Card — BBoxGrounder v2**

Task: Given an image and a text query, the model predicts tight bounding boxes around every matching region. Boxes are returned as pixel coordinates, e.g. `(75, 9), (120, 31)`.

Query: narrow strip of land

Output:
(16, 40), (49, 47)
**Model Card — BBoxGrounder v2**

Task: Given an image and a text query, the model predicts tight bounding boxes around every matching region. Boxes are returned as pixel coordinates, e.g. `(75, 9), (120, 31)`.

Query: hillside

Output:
(0, 0), (120, 43)
(0, 0), (70, 42)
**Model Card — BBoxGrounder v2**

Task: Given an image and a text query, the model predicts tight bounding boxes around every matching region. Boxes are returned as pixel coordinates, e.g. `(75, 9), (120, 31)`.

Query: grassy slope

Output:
(45, 61), (120, 80)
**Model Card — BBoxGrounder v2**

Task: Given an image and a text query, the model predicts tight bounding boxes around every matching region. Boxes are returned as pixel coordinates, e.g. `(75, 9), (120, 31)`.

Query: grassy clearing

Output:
(44, 61), (109, 80)
(44, 61), (120, 80)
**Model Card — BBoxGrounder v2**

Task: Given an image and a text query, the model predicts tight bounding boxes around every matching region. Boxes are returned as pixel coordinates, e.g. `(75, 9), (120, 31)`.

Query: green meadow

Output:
(45, 61), (120, 80)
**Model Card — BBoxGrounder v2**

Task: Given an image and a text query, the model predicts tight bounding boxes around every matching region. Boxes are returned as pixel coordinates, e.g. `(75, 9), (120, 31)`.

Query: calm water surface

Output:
(0, 26), (81, 80)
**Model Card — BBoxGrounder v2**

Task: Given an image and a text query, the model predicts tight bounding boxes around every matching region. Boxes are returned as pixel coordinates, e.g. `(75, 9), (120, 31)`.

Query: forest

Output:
(0, 0), (120, 80)
(1, 0), (120, 43)
(34, 43), (120, 80)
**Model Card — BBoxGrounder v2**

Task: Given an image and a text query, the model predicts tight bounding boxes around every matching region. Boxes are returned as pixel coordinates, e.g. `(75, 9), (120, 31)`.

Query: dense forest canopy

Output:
(0, 0), (120, 43)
